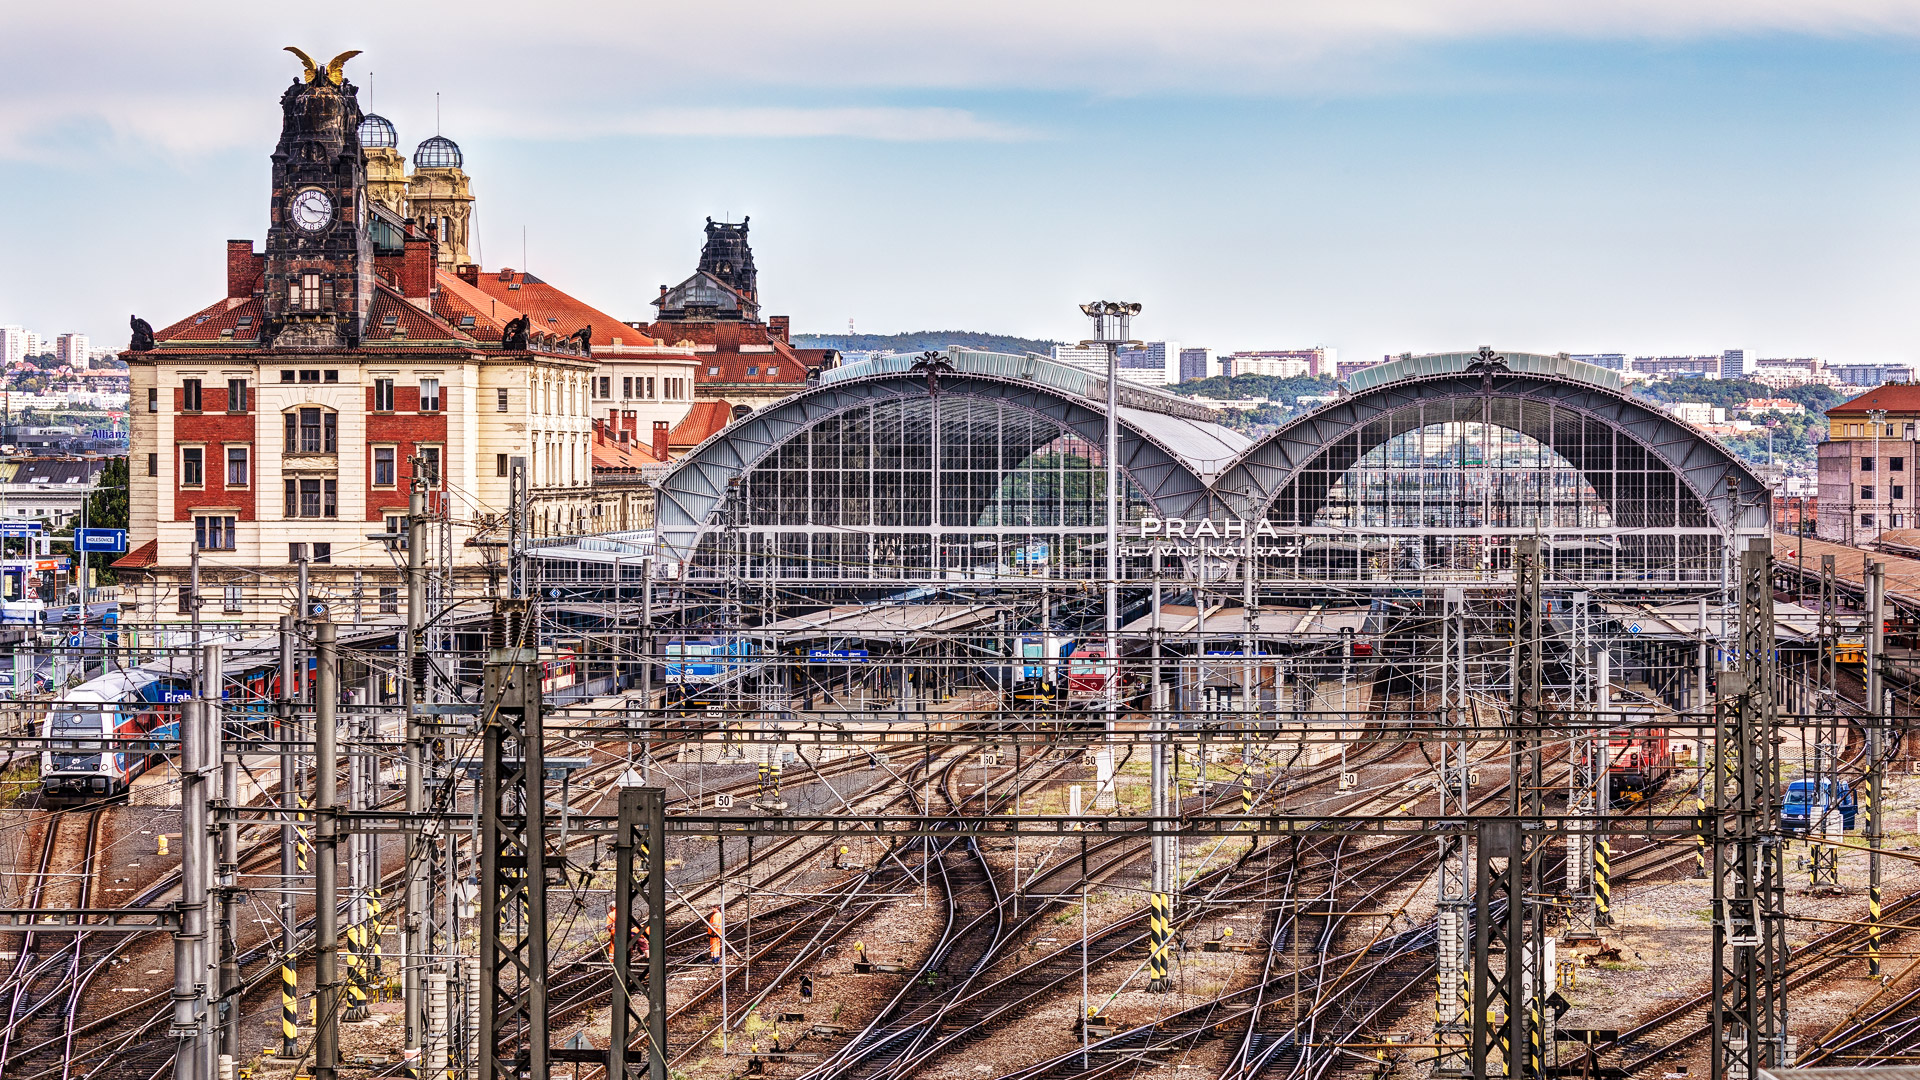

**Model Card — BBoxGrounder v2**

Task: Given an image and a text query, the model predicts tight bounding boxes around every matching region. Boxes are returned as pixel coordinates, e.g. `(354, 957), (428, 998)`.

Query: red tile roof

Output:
(154, 298), (262, 344)
(431, 271), (517, 342)
(468, 269), (658, 349)
(1830, 385), (1920, 416)
(670, 401), (735, 449)
(111, 539), (157, 570)
(367, 288), (474, 344)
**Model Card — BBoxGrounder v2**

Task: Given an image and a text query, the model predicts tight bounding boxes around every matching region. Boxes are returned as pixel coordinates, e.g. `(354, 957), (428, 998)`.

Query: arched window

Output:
(283, 405), (338, 454)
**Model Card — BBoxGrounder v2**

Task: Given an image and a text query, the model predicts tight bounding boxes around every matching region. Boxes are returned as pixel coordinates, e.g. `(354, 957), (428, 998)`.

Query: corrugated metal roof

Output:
(821, 348), (1222, 423)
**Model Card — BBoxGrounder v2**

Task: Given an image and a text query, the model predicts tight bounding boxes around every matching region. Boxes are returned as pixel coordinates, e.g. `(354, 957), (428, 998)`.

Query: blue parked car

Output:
(1781, 778), (1857, 834)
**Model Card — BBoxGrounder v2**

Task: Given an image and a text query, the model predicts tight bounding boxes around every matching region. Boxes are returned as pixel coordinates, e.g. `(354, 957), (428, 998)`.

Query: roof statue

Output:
(284, 47), (361, 87)
(129, 315), (155, 352)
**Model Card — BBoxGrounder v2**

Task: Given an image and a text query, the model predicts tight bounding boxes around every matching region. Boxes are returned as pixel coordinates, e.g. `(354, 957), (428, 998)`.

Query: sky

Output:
(4, 1), (1920, 365)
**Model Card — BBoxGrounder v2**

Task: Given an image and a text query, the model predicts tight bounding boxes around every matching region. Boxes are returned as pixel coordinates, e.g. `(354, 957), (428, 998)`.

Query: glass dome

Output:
(413, 135), (463, 169)
(358, 114), (398, 149)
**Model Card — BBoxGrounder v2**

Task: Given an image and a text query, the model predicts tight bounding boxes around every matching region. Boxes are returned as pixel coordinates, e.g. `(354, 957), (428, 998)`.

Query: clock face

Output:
(289, 189), (334, 233)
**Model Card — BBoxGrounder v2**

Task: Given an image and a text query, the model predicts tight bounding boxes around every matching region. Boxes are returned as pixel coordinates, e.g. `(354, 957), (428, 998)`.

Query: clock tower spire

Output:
(262, 47), (373, 349)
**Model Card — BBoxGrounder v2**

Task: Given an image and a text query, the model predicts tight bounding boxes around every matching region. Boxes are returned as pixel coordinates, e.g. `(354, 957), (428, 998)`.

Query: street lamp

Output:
(1076, 301), (1142, 732)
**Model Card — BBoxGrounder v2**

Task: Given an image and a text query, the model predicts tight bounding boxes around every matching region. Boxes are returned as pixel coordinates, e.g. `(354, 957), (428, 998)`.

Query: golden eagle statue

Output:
(284, 47), (362, 87)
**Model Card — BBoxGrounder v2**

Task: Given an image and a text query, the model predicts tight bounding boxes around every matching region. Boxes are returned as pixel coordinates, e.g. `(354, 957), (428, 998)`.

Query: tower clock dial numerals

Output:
(289, 189), (334, 233)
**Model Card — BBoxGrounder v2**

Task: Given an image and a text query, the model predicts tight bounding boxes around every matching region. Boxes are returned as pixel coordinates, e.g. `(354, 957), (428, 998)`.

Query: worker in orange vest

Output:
(707, 905), (724, 964)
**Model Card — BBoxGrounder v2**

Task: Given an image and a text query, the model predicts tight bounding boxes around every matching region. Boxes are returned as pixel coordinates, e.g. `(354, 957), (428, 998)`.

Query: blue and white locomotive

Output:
(41, 668), (190, 800)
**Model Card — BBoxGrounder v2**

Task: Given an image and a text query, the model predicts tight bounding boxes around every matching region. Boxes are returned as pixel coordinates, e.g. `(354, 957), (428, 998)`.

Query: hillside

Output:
(794, 330), (1063, 356)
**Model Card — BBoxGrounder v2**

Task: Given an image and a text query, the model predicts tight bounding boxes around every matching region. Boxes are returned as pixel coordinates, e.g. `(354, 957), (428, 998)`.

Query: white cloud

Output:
(3, 0), (1916, 159)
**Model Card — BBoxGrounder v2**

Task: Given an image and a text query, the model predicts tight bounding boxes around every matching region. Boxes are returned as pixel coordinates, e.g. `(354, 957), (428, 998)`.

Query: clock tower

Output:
(262, 48), (373, 349)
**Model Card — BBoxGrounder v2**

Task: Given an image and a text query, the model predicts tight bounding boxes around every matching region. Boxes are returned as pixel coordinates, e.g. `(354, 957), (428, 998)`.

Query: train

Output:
(41, 669), (191, 800)
(1604, 728), (1676, 805)
(665, 638), (756, 686)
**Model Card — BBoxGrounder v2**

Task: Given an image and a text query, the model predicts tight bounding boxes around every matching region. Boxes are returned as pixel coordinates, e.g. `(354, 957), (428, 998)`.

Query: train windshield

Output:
(49, 705), (107, 771)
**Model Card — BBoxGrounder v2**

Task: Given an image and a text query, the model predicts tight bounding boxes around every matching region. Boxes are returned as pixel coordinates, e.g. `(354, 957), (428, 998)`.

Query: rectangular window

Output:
(1895, 457), (1906, 472)
(708, 366), (718, 376)
(223, 584), (243, 614)
(419, 378), (441, 412)
(194, 515), (235, 551)
(497, 453), (508, 477)
(646, 377), (656, 399)
(147, 453), (158, 477)
(379, 586), (399, 614)
(178, 586), (194, 614)
(419, 446), (442, 486)
(284, 479), (296, 518)
(299, 408), (323, 452)
(1863, 486), (1876, 501)
(746, 366), (758, 376)
(324, 370), (338, 382)
(1864, 513), (1878, 527)
(182, 378), (202, 412)
(373, 446), (396, 487)
(1895, 486), (1906, 501)
(299, 478), (322, 518)
(226, 378), (248, 412)
(1864, 457), (1876, 472)
(281, 370), (296, 383)
(385, 514), (408, 551)
(374, 378), (394, 412)
(298, 274), (320, 311)
(623, 377), (633, 399)
(497, 387), (508, 412)
(1897, 515), (1907, 529)
(299, 369), (320, 383)
(225, 446), (249, 487)
(312, 542), (331, 564)
(147, 387), (157, 412)
(290, 543), (306, 563)
(180, 447), (204, 487)
(767, 366), (778, 377)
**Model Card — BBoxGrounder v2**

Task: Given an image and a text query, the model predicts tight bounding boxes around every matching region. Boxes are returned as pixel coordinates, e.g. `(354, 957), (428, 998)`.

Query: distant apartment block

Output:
(1570, 353), (1627, 371)
(1721, 349), (1745, 379)
(54, 333), (89, 368)
(1223, 347), (1335, 378)
(1629, 355), (1720, 379)
(1113, 340), (1181, 386)
(1177, 347), (1213, 382)
(1751, 357), (1836, 389)
(1049, 345), (1108, 375)
(1830, 362), (1914, 387)
(1336, 358), (1384, 380)
(0, 326), (29, 365)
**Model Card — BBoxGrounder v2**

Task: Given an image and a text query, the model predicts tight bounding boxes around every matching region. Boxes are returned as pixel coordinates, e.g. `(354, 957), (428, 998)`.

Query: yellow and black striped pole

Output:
(756, 760), (769, 800)
(345, 919), (370, 1020)
(1593, 840), (1611, 927)
(1693, 783), (1707, 879)
(1240, 769), (1256, 848)
(771, 757), (782, 802)
(281, 949), (299, 1056)
(1869, 762), (1883, 976)
(366, 886), (385, 987)
(1147, 892), (1171, 992)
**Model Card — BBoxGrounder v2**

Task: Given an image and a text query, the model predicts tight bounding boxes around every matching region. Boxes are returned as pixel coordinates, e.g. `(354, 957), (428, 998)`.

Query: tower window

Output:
(298, 273), (321, 311)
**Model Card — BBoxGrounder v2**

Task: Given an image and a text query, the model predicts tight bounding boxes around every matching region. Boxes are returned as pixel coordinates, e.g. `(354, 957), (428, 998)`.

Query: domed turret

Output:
(358, 114), (397, 149)
(413, 135), (462, 169)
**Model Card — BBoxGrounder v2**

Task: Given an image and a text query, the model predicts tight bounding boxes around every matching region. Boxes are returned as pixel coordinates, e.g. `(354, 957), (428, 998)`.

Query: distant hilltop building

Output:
(631, 218), (840, 410)
(1829, 362), (1913, 387)
(1222, 347), (1335, 378)
(1177, 346), (1213, 382)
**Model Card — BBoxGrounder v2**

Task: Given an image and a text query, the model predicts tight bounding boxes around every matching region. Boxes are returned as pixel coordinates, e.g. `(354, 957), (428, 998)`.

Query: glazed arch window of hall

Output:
(284, 407), (338, 454)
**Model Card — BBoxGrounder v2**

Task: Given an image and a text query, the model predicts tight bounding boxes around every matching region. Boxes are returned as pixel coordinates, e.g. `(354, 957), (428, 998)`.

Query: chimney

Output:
(769, 315), (790, 344)
(401, 233), (435, 298)
(622, 410), (640, 441)
(652, 420), (670, 462)
(226, 240), (260, 298)
(458, 264), (481, 286)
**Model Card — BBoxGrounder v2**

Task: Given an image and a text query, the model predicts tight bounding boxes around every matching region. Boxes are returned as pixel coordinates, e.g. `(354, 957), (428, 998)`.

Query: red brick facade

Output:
(173, 385), (257, 521)
(227, 240), (263, 298)
(363, 384), (448, 520)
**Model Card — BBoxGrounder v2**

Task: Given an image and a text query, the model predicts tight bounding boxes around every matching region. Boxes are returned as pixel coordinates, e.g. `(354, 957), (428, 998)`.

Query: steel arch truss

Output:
(653, 374), (1225, 559)
(1212, 371), (1771, 530)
